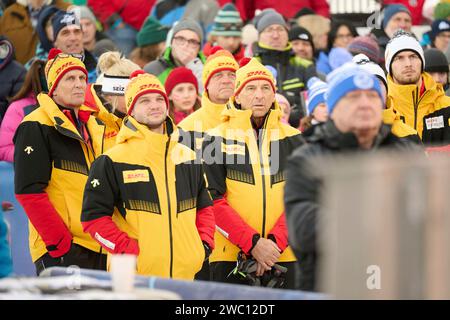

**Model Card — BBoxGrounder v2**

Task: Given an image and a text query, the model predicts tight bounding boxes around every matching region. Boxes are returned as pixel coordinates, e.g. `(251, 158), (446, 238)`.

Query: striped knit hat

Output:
(306, 77), (328, 115)
(347, 35), (380, 64)
(210, 3), (243, 37)
(326, 63), (383, 114)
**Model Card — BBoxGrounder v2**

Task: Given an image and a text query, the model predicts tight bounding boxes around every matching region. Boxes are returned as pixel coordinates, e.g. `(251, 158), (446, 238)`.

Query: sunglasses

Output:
(46, 52), (84, 76)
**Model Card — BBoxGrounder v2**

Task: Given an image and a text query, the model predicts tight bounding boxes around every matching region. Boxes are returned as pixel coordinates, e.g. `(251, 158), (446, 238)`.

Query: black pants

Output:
(194, 259), (211, 281)
(210, 261), (297, 290)
(34, 243), (107, 276)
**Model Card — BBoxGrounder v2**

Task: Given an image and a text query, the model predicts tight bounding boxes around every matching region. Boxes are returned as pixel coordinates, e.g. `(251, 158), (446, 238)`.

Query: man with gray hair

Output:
(251, 9), (316, 128)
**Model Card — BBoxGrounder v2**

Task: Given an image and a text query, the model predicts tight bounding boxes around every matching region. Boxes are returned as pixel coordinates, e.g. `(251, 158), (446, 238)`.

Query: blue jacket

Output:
(150, 0), (218, 38)
(0, 211), (12, 278)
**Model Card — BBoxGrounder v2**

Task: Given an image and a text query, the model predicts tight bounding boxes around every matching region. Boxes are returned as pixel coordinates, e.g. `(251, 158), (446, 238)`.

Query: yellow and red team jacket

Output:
(178, 91), (228, 153)
(14, 93), (106, 262)
(387, 72), (450, 145)
(84, 84), (123, 152)
(383, 107), (421, 144)
(81, 116), (215, 279)
(202, 99), (304, 263)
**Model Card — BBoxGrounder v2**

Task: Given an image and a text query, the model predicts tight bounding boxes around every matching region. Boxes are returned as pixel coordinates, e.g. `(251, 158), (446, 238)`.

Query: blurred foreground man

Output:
(284, 64), (420, 291)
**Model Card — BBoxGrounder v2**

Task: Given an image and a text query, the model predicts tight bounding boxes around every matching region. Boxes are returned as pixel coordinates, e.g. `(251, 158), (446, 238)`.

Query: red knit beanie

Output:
(165, 67), (199, 97)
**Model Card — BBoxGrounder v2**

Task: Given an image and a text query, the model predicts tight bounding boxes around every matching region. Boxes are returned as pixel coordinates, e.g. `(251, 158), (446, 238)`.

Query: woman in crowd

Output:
(0, 60), (46, 162)
(164, 67), (201, 125)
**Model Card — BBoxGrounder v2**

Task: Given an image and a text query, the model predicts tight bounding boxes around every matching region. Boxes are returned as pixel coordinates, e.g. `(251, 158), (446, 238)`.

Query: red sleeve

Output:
(311, 0), (330, 18)
(82, 216), (139, 255)
(213, 198), (259, 254)
(234, 0), (255, 22)
(267, 212), (289, 252)
(196, 206), (215, 250)
(426, 145), (450, 154)
(16, 193), (72, 258)
(87, 0), (119, 25)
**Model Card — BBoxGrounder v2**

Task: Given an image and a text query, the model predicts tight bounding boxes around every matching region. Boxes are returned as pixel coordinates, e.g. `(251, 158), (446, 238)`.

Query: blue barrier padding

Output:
(0, 162), (35, 276)
(42, 267), (328, 300)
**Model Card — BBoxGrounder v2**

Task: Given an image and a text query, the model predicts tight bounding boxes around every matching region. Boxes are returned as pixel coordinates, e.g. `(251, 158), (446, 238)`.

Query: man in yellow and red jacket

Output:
(386, 30), (450, 146)
(14, 49), (107, 275)
(81, 71), (215, 279)
(202, 58), (304, 289)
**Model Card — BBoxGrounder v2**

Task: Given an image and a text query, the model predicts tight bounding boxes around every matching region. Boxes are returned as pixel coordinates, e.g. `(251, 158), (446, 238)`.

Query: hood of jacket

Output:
(116, 114), (178, 146)
(36, 5), (60, 53)
(0, 36), (14, 70)
(253, 41), (293, 66)
(220, 96), (283, 131)
(306, 119), (394, 150)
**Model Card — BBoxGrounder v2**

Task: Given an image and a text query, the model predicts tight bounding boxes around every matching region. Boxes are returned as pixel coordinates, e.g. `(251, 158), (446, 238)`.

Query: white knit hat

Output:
(385, 30), (425, 74)
(353, 54), (387, 91)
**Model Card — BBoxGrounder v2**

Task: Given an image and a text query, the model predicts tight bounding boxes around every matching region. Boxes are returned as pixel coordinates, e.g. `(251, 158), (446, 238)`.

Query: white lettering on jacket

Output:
(425, 116), (444, 130)
(95, 232), (116, 250)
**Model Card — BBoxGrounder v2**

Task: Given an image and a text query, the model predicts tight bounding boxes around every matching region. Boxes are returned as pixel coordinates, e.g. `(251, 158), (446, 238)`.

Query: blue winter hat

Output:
(325, 63), (383, 114)
(265, 65), (277, 82)
(211, 3), (243, 37)
(382, 4), (411, 29)
(306, 77), (327, 115)
(37, 6), (62, 52)
(52, 11), (81, 41)
(430, 19), (450, 41)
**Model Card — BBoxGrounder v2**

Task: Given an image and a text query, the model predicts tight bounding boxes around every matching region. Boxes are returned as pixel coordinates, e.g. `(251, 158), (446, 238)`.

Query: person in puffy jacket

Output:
(81, 71), (215, 279)
(202, 58), (304, 289)
(284, 64), (421, 291)
(0, 36), (26, 124)
(0, 59), (46, 162)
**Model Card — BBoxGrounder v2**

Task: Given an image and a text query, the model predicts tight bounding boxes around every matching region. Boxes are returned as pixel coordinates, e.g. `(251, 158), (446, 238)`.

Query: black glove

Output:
(202, 241), (212, 261)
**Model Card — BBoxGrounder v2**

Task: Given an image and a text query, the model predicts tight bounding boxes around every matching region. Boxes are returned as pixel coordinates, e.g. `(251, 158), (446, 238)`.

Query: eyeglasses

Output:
(172, 36), (201, 48)
(46, 52), (84, 75)
(262, 26), (286, 35)
(336, 34), (353, 39)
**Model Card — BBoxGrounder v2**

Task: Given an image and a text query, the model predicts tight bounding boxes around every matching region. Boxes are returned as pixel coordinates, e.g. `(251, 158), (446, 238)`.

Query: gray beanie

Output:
(255, 9), (287, 33)
(71, 6), (97, 23)
(172, 19), (204, 44)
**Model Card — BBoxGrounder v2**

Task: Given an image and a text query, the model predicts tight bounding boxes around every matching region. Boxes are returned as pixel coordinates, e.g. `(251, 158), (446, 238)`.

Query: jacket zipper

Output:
(256, 115), (269, 238)
(56, 123), (99, 164)
(413, 89), (418, 130)
(414, 86), (429, 132)
(164, 137), (174, 278)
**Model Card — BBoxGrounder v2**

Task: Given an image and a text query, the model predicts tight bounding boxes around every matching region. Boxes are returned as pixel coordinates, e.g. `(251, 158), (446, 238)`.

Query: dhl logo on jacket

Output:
(203, 99), (303, 262)
(15, 93), (106, 262)
(82, 116), (211, 279)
